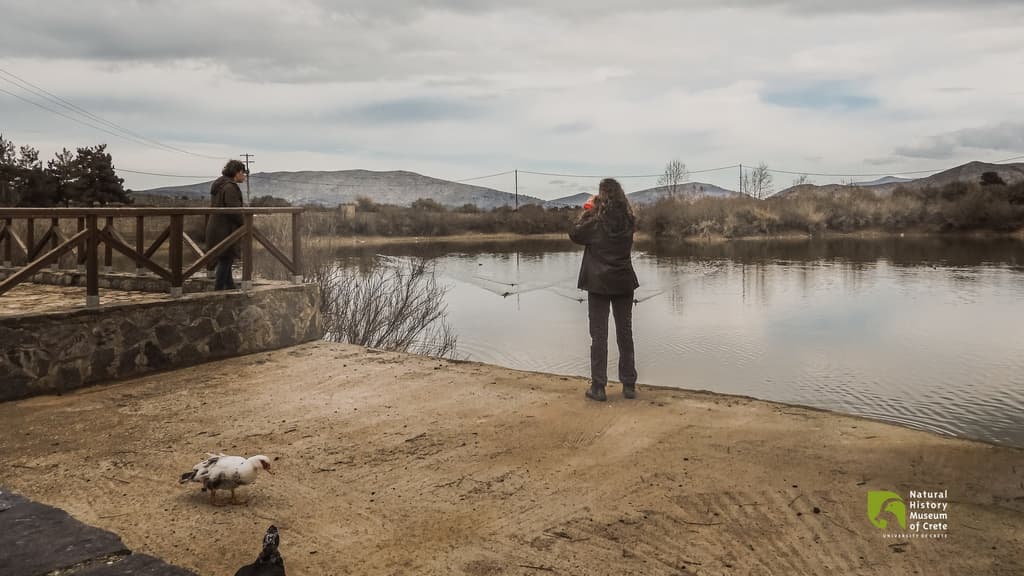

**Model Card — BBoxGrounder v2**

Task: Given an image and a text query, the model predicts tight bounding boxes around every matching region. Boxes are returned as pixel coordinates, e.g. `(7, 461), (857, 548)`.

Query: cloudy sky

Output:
(1, 0), (1023, 198)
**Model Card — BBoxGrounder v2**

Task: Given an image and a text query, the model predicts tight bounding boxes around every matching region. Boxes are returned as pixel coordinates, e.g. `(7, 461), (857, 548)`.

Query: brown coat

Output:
(205, 176), (244, 259)
(569, 210), (639, 296)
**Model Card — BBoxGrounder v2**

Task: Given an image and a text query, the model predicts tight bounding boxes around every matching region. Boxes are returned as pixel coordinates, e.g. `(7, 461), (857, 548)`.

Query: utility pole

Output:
(240, 153), (255, 204)
(739, 164), (743, 197)
(514, 169), (519, 210)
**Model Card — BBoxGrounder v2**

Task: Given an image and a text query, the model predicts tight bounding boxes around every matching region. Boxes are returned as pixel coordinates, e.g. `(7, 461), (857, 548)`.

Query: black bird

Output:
(234, 525), (286, 576)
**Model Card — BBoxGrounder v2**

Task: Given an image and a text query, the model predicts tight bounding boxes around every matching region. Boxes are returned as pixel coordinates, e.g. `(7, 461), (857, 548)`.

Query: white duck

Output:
(179, 453), (273, 505)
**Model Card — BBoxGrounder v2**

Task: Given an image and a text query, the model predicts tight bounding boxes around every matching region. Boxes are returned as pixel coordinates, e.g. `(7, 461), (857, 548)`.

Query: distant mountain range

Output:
(543, 193), (593, 208)
(136, 161), (1024, 208)
(628, 182), (739, 203)
(543, 182), (739, 208)
(775, 161), (1024, 198)
(852, 176), (915, 187)
(136, 169), (544, 210)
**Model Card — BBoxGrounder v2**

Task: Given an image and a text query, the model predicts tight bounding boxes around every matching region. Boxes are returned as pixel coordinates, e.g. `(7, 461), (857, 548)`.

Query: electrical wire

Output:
(0, 67), (228, 160)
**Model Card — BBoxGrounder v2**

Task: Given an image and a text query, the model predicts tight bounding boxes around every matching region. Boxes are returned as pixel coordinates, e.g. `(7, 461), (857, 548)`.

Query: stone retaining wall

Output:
(0, 284), (321, 401)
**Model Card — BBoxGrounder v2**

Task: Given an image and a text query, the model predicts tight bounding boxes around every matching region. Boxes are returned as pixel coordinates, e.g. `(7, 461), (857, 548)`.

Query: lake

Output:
(332, 236), (1024, 447)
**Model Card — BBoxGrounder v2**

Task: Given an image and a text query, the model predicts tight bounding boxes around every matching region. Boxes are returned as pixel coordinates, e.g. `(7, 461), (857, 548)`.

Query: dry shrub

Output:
(304, 250), (458, 359)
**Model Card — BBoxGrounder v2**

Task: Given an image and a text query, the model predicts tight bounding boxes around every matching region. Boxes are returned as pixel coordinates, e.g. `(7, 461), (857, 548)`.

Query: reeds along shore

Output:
(275, 180), (1024, 241)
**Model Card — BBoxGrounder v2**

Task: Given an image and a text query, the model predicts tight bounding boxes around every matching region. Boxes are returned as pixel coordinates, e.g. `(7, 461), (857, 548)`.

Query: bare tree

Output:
(792, 174), (811, 187)
(742, 162), (774, 199)
(658, 159), (689, 197)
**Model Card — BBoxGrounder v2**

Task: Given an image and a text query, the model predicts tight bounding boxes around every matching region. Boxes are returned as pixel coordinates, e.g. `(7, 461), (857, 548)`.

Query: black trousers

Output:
(588, 291), (637, 388)
(214, 254), (236, 291)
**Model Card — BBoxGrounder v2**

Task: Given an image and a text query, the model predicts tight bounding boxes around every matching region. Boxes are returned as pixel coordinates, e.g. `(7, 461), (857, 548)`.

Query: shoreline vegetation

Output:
(305, 228), (1024, 248)
(275, 178), (1024, 243)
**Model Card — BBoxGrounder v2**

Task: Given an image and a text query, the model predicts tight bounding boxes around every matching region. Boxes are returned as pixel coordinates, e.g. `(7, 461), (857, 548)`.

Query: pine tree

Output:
(0, 136), (58, 206)
(46, 148), (76, 205)
(0, 134), (17, 205)
(66, 144), (130, 205)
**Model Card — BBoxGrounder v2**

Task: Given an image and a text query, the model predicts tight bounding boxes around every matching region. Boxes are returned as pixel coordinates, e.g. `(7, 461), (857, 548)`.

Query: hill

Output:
(543, 193), (592, 208)
(544, 182), (738, 208)
(629, 182), (738, 204)
(853, 176), (915, 187)
(895, 161), (1024, 190)
(135, 169), (544, 209)
(775, 161), (1024, 198)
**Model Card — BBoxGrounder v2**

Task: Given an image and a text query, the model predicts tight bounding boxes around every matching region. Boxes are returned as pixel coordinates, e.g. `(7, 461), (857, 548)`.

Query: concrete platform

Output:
(0, 488), (196, 576)
(0, 284), (168, 317)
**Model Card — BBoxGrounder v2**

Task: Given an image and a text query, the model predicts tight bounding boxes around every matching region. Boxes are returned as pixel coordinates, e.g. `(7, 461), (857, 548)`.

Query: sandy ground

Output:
(0, 342), (1021, 576)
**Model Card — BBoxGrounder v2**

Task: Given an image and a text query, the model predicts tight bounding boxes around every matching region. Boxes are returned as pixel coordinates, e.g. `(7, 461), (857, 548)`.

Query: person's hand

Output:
(583, 195), (596, 210)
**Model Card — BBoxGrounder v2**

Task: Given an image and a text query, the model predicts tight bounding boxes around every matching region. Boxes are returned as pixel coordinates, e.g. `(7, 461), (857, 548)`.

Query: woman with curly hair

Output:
(569, 178), (640, 401)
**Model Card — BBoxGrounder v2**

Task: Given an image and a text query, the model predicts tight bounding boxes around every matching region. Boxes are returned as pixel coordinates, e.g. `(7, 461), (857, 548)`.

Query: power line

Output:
(455, 170), (514, 183)
(0, 67), (228, 160)
(118, 168), (210, 179)
(690, 164), (742, 174)
(759, 166), (949, 178)
(0, 74), (182, 156)
(519, 169), (659, 179)
(518, 164), (741, 179)
(0, 86), (172, 152)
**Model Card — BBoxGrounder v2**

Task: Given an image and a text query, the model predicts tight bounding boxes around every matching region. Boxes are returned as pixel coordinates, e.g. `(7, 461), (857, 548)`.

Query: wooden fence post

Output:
(25, 218), (34, 261)
(76, 217), (85, 271)
(136, 216), (145, 275)
(292, 211), (303, 284)
(169, 214), (183, 297)
(50, 218), (60, 271)
(103, 216), (113, 273)
(86, 215), (99, 308)
(2, 218), (11, 267)
(242, 213), (254, 290)
(203, 215), (213, 278)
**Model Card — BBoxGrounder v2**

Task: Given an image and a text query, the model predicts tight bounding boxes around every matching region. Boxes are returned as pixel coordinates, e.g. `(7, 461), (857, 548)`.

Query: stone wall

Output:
(0, 284), (322, 401)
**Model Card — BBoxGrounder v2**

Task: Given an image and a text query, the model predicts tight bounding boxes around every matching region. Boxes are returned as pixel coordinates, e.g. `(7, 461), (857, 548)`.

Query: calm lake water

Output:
(335, 237), (1024, 447)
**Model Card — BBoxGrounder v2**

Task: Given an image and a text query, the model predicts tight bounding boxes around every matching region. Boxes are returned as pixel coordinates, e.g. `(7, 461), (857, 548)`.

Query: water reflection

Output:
(322, 237), (1024, 447)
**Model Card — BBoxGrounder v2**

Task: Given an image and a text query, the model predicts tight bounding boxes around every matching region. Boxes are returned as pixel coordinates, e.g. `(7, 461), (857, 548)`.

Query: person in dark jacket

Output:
(206, 159), (247, 290)
(569, 178), (640, 402)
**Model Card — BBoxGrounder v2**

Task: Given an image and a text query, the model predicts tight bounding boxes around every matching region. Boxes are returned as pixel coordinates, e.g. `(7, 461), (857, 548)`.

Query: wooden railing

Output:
(0, 207), (304, 307)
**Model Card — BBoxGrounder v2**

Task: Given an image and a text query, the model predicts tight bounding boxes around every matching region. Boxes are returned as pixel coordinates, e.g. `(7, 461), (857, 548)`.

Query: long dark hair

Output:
(594, 178), (635, 230)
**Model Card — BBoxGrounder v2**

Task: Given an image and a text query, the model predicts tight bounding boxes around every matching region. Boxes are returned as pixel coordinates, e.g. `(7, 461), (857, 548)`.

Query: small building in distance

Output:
(337, 203), (356, 219)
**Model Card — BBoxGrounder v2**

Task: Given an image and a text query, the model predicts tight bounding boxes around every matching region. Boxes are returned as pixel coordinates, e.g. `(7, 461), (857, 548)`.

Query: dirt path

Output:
(0, 342), (1020, 575)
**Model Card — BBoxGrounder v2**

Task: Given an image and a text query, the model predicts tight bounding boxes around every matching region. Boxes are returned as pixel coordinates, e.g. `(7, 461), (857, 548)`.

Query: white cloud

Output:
(895, 122), (1024, 160)
(1, 1), (1023, 197)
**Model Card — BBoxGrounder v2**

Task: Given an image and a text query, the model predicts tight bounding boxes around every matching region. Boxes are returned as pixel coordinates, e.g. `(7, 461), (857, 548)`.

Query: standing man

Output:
(206, 159), (246, 291)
